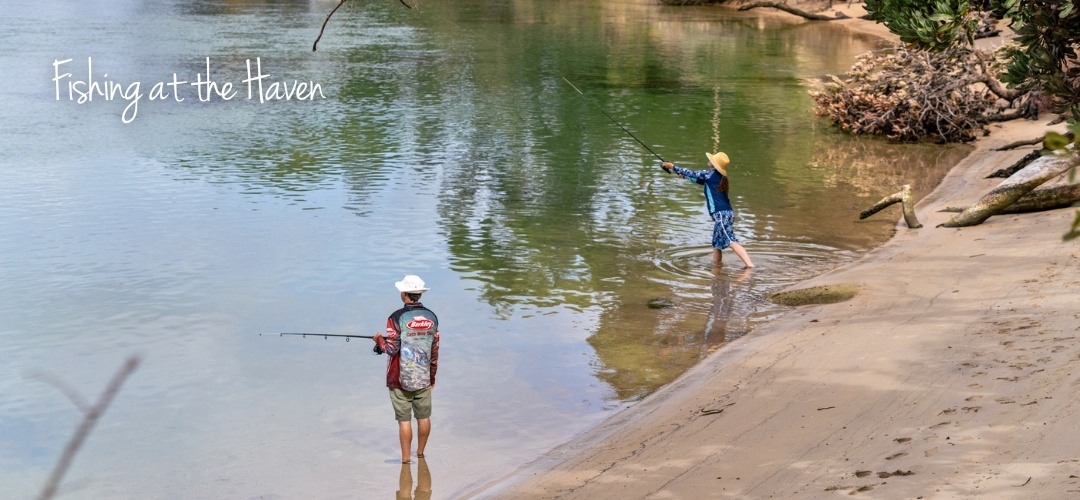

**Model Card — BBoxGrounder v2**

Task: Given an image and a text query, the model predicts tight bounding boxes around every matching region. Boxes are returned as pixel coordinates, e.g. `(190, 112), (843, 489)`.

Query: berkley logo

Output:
(406, 317), (434, 330)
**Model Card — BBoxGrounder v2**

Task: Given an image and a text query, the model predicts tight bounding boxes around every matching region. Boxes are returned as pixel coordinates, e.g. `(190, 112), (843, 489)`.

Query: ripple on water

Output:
(654, 239), (860, 290)
(646, 238), (862, 346)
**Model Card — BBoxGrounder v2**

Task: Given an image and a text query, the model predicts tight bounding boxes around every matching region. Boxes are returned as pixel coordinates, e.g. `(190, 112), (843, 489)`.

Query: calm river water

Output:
(0, 0), (970, 498)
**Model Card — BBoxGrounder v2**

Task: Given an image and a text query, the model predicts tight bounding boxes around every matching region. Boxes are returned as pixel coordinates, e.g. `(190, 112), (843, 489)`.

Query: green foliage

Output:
(993, 0), (1080, 117)
(1063, 119), (1080, 242)
(1044, 131), (1072, 151)
(864, 0), (979, 50)
(1067, 211), (1080, 241)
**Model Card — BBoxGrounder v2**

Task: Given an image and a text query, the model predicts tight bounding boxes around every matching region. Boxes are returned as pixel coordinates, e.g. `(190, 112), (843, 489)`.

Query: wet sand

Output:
(465, 3), (1080, 499)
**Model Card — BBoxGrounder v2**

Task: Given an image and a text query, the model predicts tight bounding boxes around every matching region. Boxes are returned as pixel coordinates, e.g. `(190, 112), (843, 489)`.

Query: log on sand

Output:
(859, 184), (922, 228)
(738, 2), (850, 20)
(939, 183), (1080, 215)
(940, 152), (1080, 227)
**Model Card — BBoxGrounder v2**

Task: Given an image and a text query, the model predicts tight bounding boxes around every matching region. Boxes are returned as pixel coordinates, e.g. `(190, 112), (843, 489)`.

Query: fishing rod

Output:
(265, 332), (375, 342)
(561, 76), (669, 170)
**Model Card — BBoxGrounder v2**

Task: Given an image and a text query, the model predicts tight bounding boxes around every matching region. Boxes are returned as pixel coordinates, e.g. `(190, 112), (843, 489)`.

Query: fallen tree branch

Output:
(994, 137), (1046, 151)
(984, 109), (1026, 122)
(994, 131), (1074, 152)
(939, 183), (1080, 214)
(859, 184), (922, 228)
(738, 2), (849, 20)
(971, 74), (1023, 101)
(940, 152), (1080, 227)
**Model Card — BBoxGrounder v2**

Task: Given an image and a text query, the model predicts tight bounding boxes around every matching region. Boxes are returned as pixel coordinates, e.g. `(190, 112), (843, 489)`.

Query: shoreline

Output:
(464, 3), (1079, 499)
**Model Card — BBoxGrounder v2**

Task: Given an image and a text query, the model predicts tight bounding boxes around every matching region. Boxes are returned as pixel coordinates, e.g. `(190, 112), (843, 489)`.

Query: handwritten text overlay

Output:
(52, 57), (326, 123)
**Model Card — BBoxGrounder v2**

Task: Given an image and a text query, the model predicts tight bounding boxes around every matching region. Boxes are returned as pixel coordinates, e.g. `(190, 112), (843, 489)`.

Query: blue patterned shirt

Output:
(671, 165), (733, 214)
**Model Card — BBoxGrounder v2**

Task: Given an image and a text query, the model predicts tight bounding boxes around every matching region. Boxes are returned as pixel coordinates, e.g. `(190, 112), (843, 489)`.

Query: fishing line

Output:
(562, 77), (667, 165)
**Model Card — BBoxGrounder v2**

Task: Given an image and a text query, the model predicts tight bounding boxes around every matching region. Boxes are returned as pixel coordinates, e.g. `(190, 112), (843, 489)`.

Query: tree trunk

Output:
(939, 183), (1080, 215)
(940, 153), (1080, 227)
(859, 184), (922, 228)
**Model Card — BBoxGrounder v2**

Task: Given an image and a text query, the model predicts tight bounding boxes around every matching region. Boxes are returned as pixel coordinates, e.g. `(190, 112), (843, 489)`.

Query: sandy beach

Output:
(467, 3), (1080, 499)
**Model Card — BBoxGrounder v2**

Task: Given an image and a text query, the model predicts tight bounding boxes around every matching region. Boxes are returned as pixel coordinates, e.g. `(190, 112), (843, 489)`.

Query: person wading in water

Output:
(373, 275), (440, 464)
(662, 152), (755, 268)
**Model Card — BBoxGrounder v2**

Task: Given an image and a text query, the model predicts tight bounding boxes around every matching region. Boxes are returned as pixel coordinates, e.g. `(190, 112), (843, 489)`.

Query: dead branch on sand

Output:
(860, 184), (922, 228)
(739, 1), (849, 20)
(940, 152), (1080, 227)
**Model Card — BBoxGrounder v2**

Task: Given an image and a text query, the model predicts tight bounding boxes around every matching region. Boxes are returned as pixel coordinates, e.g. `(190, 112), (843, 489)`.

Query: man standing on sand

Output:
(662, 151), (755, 268)
(373, 275), (440, 464)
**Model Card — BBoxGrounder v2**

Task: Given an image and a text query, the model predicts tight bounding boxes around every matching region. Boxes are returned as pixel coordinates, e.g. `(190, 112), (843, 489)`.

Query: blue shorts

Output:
(711, 210), (740, 249)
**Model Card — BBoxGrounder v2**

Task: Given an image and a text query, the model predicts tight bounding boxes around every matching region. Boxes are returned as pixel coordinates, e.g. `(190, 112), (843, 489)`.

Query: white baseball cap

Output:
(394, 275), (429, 293)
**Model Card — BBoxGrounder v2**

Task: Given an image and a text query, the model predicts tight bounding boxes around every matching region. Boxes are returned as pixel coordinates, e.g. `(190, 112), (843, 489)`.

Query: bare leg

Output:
(398, 420), (413, 463)
(730, 242), (754, 268)
(416, 418), (431, 457)
(712, 247), (722, 265)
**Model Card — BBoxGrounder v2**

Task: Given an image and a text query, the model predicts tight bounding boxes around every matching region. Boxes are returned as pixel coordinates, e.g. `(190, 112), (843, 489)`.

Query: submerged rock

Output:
(647, 297), (675, 309)
(769, 283), (860, 306)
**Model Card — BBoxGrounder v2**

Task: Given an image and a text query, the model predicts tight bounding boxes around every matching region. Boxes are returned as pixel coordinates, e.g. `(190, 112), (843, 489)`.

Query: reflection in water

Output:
(704, 267), (753, 351)
(396, 458), (432, 500)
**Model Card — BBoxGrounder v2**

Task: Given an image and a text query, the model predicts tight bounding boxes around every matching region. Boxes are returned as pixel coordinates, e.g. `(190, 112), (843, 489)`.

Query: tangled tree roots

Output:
(810, 46), (1011, 143)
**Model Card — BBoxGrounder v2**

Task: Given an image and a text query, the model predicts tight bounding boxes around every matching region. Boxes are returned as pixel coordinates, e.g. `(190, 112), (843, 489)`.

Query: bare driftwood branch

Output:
(994, 132), (1074, 152)
(38, 356), (140, 500)
(940, 152), (1080, 227)
(939, 183), (1080, 214)
(995, 137), (1047, 151)
(971, 74), (1023, 101)
(738, 2), (849, 20)
(984, 109), (1026, 122)
(859, 184), (922, 228)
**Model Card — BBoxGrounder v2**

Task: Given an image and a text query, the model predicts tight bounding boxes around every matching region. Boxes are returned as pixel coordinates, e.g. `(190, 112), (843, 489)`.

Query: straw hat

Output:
(395, 275), (429, 293)
(705, 152), (729, 176)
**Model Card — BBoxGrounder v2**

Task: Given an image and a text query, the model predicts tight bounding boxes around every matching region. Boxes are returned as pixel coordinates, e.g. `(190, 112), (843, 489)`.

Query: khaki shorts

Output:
(389, 387), (432, 421)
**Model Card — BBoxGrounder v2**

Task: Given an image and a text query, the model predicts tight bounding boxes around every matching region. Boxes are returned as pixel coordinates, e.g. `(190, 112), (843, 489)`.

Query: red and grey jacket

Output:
(375, 303), (440, 391)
